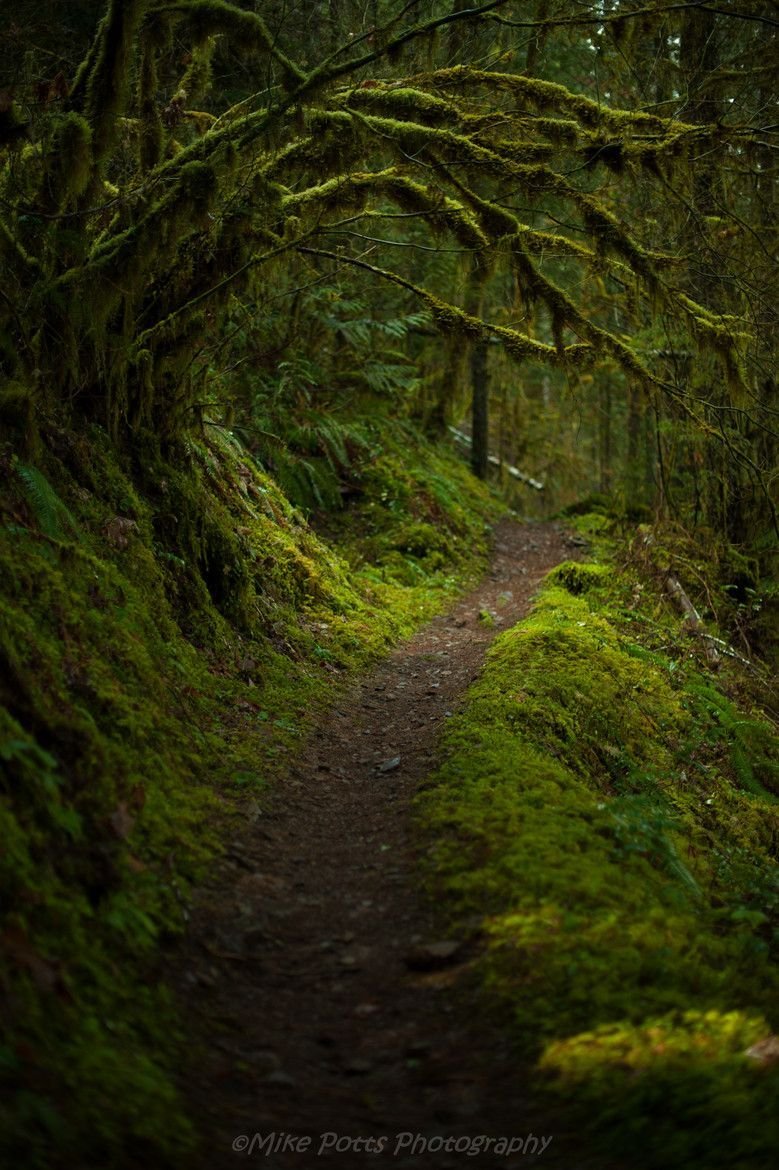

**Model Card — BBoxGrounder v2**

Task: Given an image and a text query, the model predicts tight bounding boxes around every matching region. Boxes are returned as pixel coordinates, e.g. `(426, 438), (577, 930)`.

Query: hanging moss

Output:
(426, 173), (656, 383)
(83, 1), (150, 173)
(351, 109), (555, 174)
(579, 194), (656, 282)
(524, 114), (580, 146)
(0, 0), (766, 512)
(423, 65), (686, 136)
(41, 114), (94, 211)
(340, 83), (462, 125)
(282, 166), (490, 250)
(0, 214), (41, 275)
(262, 111), (366, 180)
(513, 226), (594, 262)
(440, 169), (519, 240)
(178, 36), (218, 106)
(281, 169), (374, 216)
(424, 291), (556, 363)
(66, 159), (217, 303)
(582, 139), (626, 174)
(512, 250), (655, 382)
(145, 0), (306, 87)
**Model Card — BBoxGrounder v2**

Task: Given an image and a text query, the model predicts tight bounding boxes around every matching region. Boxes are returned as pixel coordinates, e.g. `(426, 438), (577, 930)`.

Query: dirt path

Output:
(173, 521), (596, 1170)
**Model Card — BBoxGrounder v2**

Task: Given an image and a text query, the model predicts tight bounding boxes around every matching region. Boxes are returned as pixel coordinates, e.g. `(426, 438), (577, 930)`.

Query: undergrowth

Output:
(420, 533), (779, 1170)
(0, 421), (499, 1168)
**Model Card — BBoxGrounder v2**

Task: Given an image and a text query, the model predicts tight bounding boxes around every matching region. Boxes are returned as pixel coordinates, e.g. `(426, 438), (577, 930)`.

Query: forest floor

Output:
(170, 520), (610, 1170)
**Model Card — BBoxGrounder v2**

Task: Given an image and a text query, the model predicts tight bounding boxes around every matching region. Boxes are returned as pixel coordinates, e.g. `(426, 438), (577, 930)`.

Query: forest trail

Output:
(172, 521), (599, 1170)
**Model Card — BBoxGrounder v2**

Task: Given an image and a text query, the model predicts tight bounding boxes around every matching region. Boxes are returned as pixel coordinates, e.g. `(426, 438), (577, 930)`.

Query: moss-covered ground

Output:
(0, 421), (499, 1168)
(419, 518), (779, 1170)
(4, 407), (776, 1170)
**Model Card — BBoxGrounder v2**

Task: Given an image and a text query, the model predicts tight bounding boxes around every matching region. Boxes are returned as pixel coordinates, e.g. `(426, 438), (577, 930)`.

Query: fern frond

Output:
(16, 464), (80, 541)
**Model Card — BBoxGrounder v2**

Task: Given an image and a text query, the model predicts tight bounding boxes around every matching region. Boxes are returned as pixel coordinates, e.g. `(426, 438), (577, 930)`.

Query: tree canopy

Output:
(1, 0), (776, 544)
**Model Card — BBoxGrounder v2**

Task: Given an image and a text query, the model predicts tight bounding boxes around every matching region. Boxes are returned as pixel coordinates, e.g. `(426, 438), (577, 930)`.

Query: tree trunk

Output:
(626, 382), (642, 506)
(599, 376), (612, 493)
(470, 340), (489, 480)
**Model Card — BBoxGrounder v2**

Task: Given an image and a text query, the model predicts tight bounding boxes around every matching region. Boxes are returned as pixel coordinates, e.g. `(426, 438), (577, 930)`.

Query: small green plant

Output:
(15, 463), (80, 541)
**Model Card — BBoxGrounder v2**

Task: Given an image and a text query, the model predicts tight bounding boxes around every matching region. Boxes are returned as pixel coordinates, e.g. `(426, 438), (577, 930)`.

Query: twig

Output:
(665, 573), (721, 667)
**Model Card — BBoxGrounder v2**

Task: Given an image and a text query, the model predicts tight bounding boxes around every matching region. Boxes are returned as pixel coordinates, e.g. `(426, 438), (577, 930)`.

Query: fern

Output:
(685, 678), (779, 801)
(372, 310), (431, 339)
(362, 357), (420, 397)
(323, 309), (430, 348)
(607, 794), (702, 900)
(15, 464), (80, 541)
(268, 451), (343, 513)
(242, 282), (429, 507)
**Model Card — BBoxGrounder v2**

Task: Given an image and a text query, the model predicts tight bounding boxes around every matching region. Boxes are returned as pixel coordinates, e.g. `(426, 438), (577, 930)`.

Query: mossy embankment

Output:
(0, 421), (499, 1168)
(421, 521), (779, 1170)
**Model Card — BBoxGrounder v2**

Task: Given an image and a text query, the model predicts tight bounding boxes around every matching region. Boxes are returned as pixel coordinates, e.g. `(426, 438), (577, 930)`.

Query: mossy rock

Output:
(548, 559), (611, 595)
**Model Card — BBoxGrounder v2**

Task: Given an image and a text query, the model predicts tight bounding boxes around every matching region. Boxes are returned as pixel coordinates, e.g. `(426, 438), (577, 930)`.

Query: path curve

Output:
(173, 520), (592, 1170)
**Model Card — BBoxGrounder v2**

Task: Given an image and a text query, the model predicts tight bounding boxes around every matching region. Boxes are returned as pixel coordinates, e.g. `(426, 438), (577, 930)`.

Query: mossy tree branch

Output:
(82, 0), (151, 176)
(0, 0), (772, 488)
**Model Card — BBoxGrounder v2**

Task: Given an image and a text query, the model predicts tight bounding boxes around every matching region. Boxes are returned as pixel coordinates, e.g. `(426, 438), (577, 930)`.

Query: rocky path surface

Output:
(172, 521), (602, 1170)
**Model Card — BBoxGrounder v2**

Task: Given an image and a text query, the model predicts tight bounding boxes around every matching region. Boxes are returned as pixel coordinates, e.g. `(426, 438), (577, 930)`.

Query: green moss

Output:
(146, 0), (305, 84)
(328, 430), (499, 593)
(419, 557), (779, 1169)
(539, 1011), (779, 1167)
(547, 560), (612, 594)
(43, 114), (94, 209)
(426, 65), (681, 136)
(0, 413), (499, 1167)
(341, 83), (462, 125)
(0, 526), (214, 1165)
(83, 0), (148, 170)
(344, 108), (554, 173)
